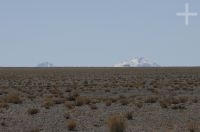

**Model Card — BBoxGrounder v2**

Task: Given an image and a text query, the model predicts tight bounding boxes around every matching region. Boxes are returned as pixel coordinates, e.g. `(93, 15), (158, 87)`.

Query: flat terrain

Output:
(0, 67), (200, 132)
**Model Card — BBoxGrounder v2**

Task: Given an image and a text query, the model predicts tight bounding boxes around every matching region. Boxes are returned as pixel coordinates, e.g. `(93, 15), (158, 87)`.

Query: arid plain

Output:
(0, 68), (200, 132)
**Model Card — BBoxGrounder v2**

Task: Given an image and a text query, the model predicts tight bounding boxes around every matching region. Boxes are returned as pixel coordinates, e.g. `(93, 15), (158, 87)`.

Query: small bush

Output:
(105, 89), (111, 93)
(187, 121), (199, 132)
(65, 101), (74, 109)
(171, 104), (186, 110)
(0, 99), (8, 108)
(6, 92), (22, 104)
(125, 112), (133, 120)
(192, 97), (198, 103)
(159, 98), (170, 108)
(144, 96), (158, 103)
(67, 91), (79, 101)
(75, 96), (90, 106)
(42, 97), (54, 109)
(107, 115), (126, 132)
(105, 100), (112, 106)
(90, 104), (98, 110)
(27, 108), (39, 115)
(53, 97), (65, 104)
(64, 112), (70, 119)
(67, 119), (77, 131)
(178, 96), (188, 103)
(120, 99), (129, 106)
(135, 102), (143, 108)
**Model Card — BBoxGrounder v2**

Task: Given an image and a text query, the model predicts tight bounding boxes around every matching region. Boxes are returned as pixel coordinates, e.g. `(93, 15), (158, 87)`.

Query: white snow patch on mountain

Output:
(36, 62), (54, 67)
(114, 57), (160, 67)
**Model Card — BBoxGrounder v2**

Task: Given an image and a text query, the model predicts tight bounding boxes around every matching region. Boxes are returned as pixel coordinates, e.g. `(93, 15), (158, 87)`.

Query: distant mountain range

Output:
(114, 57), (160, 67)
(36, 58), (159, 67)
(36, 62), (54, 67)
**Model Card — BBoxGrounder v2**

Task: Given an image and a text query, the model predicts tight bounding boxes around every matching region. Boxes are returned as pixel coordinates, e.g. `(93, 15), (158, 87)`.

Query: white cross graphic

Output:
(176, 3), (198, 25)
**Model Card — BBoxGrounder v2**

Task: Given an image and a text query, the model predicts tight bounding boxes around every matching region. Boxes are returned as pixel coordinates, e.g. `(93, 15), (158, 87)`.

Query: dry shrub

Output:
(0, 99), (8, 108)
(67, 119), (77, 131)
(178, 96), (188, 103)
(119, 95), (126, 99)
(90, 104), (97, 110)
(75, 96), (90, 106)
(6, 92), (22, 104)
(53, 97), (65, 104)
(105, 100), (112, 106)
(107, 115), (126, 132)
(144, 96), (158, 103)
(83, 80), (89, 87)
(120, 99), (129, 106)
(171, 104), (186, 110)
(0, 102), (8, 108)
(135, 101), (143, 108)
(105, 89), (111, 93)
(192, 97), (198, 103)
(64, 112), (70, 119)
(159, 99), (170, 108)
(67, 91), (79, 101)
(187, 121), (200, 132)
(42, 97), (54, 109)
(125, 111), (133, 120)
(49, 87), (63, 97)
(27, 108), (39, 115)
(65, 101), (74, 109)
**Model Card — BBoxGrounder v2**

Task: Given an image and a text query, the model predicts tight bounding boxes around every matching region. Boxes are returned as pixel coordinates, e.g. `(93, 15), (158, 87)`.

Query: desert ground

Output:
(0, 67), (200, 132)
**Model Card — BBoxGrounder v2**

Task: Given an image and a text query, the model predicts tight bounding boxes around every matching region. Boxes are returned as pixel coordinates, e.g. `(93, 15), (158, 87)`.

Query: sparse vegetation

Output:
(6, 92), (22, 104)
(125, 111), (133, 120)
(120, 99), (129, 106)
(107, 115), (126, 132)
(90, 104), (98, 110)
(105, 100), (112, 106)
(1, 68), (200, 131)
(187, 121), (199, 132)
(27, 108), (39, 115)
(144, 96), (158, 103)
(75, 96), (90, 106)
(42, 97), (54, 109)
(67, 119), (77, 131)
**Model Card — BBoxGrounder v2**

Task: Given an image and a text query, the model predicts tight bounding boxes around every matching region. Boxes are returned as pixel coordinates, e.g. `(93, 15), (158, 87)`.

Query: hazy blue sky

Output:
(0, 0), (200, 66)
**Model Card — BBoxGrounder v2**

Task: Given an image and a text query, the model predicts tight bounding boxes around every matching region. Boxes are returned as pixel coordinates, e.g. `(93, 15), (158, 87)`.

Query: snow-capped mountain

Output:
(36, 62), (54, 67)
(114, 57), (160, 67)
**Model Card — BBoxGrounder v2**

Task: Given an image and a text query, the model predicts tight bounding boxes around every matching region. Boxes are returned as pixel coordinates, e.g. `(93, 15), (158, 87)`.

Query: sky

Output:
(0, 0), (200, 67)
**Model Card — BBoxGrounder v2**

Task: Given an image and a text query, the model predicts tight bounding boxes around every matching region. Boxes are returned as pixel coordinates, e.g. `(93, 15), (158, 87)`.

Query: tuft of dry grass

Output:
(67, 91), (79, 101)
(6, 92), (22, 104)
(105, 89), (111, 93)
(125, 111), (133, 120)
(64, 112), (70, 119)
(65, 101), (74, 109)
(187, 121), (200, 132)
(159, 98), (171, 108)
(75, 96), (90, 106)
(135, 101), (143, 108)
(105, 100), (112, 106)
(27, 108), (39, 115)
(67, 119), (77, 131)
(120, 99), (129, 106)
(42, 97), (54, 109)
(90, 104), (97, 110)
(144, 96), (158, 103)
(0, 99), (8, 108)
(107, 115), (126, 132)
(53, 97), (65, 104)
